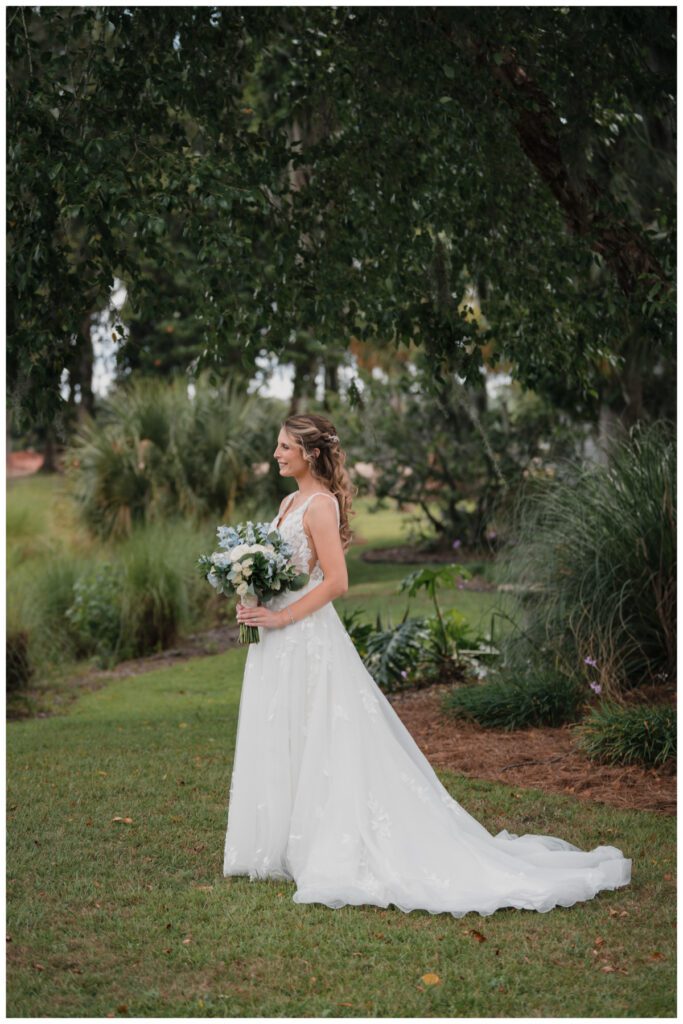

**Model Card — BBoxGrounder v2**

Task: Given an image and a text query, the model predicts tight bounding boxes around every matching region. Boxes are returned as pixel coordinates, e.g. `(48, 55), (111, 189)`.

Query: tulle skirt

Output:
(223, 579), (631, 917)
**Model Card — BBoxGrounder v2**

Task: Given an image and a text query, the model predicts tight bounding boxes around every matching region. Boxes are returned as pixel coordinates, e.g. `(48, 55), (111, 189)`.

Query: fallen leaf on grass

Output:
(648, 951), (666, 961)
(421, 973), (441, 986)
(182, 937), (192, 945)
(111, 817), (133, 825)
(469, 929), (487, 943)
(33, 963), (45, 971)
(116, 1004), (128, 1013)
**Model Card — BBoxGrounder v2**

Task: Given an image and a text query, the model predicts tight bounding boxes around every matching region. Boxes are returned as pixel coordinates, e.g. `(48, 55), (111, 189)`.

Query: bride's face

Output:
(274, 429), (318, 478)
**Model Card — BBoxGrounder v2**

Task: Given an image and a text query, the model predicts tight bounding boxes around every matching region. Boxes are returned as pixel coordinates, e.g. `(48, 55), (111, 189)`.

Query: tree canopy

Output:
(7, 6), (675, 432)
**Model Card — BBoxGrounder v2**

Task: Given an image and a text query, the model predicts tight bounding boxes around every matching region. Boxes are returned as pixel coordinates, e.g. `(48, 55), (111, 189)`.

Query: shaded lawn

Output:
(7, 651), (675, 1018)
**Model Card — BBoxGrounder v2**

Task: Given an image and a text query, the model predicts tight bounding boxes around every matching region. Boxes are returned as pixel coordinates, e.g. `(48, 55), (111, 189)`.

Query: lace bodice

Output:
(270, 491), (341, 585)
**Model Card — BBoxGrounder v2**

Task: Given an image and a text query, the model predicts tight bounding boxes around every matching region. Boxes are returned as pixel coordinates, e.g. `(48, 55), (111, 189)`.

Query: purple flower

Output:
(589, 680), (602, 695)
(457, 582), (464, 589)
(584, 656), (598, 668)
(452, 539), (462, 549)
(400, 669), (408, 679)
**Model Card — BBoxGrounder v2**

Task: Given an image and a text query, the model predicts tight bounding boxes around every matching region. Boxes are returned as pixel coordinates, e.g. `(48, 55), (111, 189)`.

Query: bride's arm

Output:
(275, 499), (348, 627)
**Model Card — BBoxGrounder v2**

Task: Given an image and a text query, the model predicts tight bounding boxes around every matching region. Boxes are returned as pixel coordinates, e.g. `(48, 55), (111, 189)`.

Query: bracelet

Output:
(284, 609), (295, 626)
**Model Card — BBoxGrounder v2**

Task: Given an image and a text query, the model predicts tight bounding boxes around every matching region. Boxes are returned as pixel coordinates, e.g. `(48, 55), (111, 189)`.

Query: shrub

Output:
(572, 702), (676, 767)
(6, 631), (33, 692)
(441, 672), (585, 730)
(494, 419), (676, 697)
(65, 563), (125, 666)
(339, 608), (376, 660)
(117, 523), (193, 657)
(363, 614), (432, 692)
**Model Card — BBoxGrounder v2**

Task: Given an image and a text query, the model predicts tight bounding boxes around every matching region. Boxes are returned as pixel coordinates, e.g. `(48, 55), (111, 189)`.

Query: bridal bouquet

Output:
(197, 520), (309, 645)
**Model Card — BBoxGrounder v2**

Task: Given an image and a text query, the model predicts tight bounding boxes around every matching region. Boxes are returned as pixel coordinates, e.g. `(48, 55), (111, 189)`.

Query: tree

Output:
(7, 7), (675, 431)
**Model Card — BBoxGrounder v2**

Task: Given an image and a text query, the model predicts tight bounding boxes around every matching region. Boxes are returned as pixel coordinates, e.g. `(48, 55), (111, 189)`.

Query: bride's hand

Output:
(235, 601), (284, 630)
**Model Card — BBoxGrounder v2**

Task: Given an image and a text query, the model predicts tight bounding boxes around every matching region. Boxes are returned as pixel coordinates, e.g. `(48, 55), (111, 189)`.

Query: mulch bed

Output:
(388, 684), (676, 816)
(361, 544), (496, 567)
(7, 451), (45, 477)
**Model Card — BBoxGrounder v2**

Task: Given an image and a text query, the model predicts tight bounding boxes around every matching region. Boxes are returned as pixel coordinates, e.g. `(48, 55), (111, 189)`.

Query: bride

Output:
(224, 413), (631, 917)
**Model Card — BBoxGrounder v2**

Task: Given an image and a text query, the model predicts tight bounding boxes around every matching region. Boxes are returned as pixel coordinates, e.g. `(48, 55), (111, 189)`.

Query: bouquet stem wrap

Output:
(239, 593), (261, 645)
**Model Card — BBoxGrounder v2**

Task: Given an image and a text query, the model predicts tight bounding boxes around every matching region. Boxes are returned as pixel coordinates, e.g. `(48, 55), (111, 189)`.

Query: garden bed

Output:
(361, 544), (496, 569)
(388, 683), (676, 816)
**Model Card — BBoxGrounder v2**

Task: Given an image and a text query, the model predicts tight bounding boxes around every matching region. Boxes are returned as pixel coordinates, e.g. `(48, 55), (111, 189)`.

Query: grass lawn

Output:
(7, 650), (675, 1018)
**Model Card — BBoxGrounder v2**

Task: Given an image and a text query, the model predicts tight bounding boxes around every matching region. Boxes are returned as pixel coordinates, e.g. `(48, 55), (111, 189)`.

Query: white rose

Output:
(236, 582), (248, 596)
(229, 544), (251, 561)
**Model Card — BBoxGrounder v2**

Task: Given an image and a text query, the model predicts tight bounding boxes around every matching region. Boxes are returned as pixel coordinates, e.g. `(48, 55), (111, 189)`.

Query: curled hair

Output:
(281, 413), (357, 552)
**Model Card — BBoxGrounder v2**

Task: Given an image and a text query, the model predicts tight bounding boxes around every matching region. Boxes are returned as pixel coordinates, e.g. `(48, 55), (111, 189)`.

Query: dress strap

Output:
(304, 491), (340, 525)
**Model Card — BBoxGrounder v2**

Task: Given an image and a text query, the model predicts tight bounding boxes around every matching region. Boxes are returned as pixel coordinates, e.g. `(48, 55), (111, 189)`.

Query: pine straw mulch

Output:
(387, 683), (676, 817)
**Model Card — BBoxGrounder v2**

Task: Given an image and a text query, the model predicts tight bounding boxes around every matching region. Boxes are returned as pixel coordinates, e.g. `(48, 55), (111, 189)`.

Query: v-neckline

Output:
(275, 491), (332, 531)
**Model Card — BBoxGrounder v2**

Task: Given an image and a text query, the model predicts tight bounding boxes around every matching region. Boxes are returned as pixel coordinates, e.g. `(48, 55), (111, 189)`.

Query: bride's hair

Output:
(281, 413), (357, 552)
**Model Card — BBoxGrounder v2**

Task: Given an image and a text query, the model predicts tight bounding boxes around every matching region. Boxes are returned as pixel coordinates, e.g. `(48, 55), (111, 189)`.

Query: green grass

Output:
(342, 498), (512, 636)
(7, 651), (675, 1018)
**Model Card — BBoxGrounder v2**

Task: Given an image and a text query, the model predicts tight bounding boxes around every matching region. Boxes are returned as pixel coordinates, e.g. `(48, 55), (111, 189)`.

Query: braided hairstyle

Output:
(281, 413), (357, 552)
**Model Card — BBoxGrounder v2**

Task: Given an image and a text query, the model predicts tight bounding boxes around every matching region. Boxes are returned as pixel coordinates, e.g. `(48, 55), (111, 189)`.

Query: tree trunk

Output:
(40, 425), (58, 473)
(435, 13), (669, 299)
(290, 353), (319, 414)
(75, 313), (95, 422)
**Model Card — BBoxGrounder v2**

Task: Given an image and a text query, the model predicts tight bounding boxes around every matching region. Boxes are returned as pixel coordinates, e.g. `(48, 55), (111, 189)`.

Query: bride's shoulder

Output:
(306, 491), (340, 520)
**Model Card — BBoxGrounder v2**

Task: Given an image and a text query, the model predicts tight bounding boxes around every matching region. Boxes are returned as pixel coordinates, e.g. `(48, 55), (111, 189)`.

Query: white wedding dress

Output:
(223, 491), (631, 917)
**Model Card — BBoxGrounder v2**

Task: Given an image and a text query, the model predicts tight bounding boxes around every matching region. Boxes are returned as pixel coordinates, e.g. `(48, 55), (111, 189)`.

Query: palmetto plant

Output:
(362, 612), (432, 693)
(65, 373), (265, 539)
